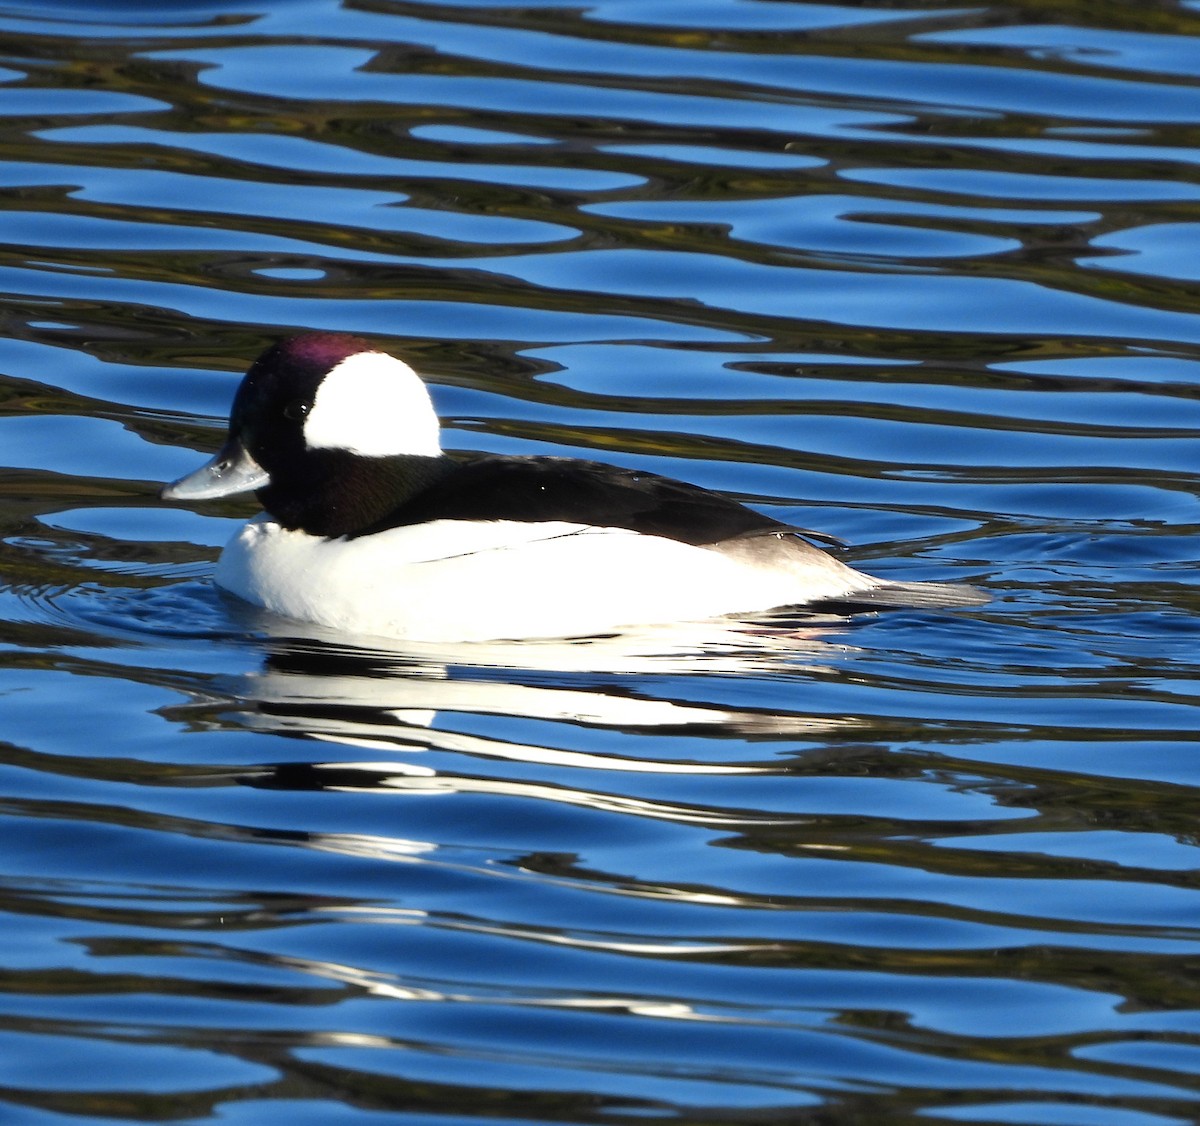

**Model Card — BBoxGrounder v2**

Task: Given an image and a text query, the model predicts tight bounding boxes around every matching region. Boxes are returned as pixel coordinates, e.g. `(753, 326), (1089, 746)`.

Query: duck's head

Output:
(162, 332), (442, 504)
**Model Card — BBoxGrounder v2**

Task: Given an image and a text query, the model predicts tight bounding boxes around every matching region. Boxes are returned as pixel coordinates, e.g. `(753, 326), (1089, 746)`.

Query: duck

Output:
(161, 332), (985, 642)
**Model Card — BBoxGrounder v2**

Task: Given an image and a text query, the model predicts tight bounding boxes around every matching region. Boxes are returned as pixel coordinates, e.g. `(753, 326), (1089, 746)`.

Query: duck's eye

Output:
(283, 400), (310, 421)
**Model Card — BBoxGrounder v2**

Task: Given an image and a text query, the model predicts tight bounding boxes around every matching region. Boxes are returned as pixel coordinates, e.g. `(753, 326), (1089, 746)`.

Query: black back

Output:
(357, 454), (841, 548)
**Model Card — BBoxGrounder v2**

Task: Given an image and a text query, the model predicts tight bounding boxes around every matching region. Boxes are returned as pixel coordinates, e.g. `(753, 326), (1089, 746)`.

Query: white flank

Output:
(303, 351), (441, 457)
(214, 517), (878, 642)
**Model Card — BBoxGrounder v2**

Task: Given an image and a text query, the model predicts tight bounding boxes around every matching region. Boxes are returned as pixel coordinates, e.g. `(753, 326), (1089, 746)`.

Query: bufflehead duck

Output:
(162, 333), (984, 642)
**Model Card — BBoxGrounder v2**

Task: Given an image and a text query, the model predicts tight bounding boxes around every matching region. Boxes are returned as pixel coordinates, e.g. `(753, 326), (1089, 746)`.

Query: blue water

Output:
(3, 2), (1200, 1123)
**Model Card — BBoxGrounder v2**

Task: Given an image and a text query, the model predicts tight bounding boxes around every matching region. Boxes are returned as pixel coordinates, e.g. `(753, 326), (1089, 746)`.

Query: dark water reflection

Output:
(3, 1), (1200, 1123)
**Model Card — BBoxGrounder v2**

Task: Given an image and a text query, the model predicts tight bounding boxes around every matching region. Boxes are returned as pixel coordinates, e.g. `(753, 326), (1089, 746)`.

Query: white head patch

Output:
(303, 350), (442, 457)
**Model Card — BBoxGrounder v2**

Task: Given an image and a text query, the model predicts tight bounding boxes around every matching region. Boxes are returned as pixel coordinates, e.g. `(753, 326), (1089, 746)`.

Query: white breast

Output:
(214, 517), (876, 642)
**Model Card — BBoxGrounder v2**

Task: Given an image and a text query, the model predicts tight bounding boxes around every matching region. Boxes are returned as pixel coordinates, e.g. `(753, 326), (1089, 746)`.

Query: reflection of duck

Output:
(223, 621), (858, 831)
(227, 615), (858, 763)
(162, 333), (984, 642)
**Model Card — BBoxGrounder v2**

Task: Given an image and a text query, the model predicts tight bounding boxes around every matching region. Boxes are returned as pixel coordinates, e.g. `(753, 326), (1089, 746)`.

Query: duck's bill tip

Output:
(161, 440), (269, 502)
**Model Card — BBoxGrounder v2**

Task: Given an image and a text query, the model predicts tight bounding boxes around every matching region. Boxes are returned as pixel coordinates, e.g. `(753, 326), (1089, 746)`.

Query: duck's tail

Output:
(809, 578), (989, 615)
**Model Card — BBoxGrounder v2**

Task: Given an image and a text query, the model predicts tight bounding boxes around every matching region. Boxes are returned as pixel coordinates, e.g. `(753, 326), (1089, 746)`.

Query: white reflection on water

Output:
(225, 613), (857, 755)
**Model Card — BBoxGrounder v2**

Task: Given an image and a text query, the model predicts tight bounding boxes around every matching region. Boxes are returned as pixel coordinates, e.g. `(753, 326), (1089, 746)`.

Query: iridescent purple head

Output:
(232, 332), (441, 460)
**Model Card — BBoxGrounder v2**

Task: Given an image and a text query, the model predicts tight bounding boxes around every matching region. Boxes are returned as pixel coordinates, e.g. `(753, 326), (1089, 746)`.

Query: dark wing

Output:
(364, 455), (842, 548)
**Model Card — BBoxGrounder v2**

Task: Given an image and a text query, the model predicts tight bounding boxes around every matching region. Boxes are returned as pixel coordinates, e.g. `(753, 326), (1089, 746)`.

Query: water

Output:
(2, 1), (1200, 1122)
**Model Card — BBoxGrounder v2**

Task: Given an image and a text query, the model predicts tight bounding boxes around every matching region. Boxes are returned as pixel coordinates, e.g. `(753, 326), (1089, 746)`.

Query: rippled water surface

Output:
(3, 1), (1200, 1123)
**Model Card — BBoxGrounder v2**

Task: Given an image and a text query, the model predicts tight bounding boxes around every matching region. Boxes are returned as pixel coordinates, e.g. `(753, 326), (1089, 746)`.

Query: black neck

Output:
(257, 452), (453, 537)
